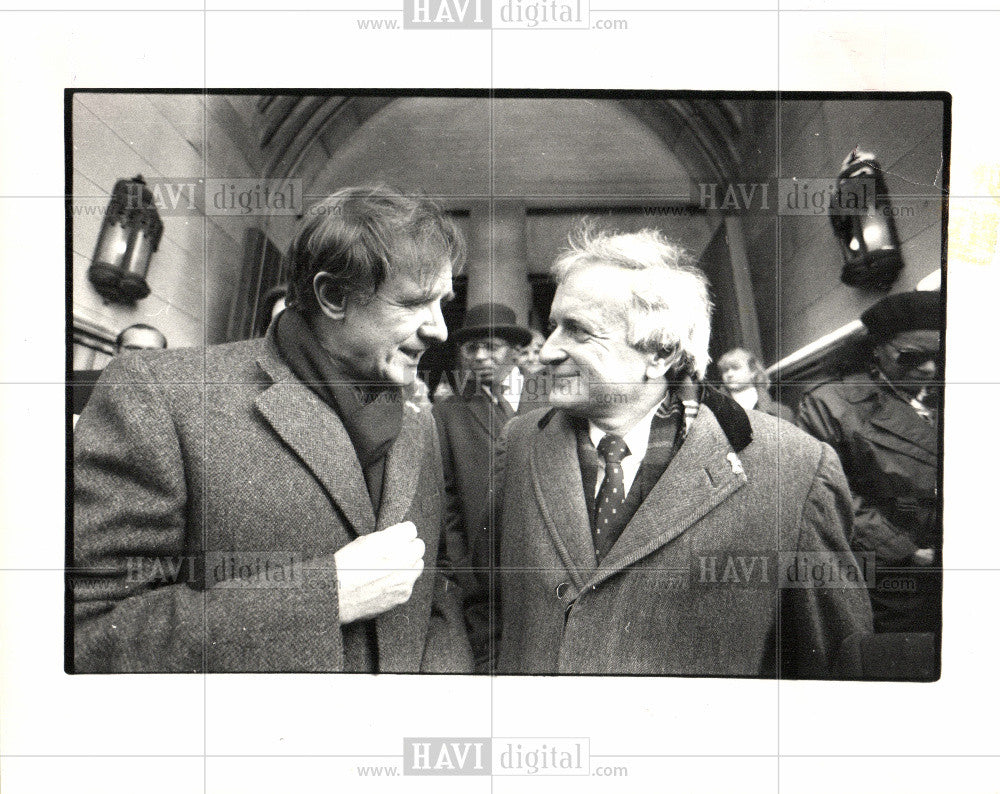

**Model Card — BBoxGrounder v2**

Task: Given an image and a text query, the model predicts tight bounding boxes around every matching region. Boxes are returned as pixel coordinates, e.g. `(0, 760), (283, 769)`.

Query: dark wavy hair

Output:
(285, 185), (465, 315)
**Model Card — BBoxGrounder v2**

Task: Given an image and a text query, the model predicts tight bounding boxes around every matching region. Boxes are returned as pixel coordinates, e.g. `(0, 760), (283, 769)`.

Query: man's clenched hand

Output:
(335, 521), (425, 624)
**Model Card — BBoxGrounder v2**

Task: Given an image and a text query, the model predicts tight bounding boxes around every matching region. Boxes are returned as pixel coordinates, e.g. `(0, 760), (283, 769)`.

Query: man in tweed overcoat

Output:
(496, 227), (873, 677)
(72, 186), (472, 673)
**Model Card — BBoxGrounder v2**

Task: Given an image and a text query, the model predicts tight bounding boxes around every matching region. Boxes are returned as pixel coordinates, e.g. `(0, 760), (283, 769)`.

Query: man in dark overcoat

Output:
(72, 186), (473, 673)
(432, 302), (539, 672)
(798, 290), (942, 634)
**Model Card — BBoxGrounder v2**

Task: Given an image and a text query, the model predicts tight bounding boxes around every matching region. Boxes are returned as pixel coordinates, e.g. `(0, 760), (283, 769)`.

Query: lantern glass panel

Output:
(123, 228), (153, 278)
(94, 222), (131, 268)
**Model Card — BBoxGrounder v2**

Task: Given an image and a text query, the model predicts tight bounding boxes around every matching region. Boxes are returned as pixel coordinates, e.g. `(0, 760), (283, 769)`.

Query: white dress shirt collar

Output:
(730, 385), (759, 413)
(587, 401), (662, 497)
(501, 366), (523, 413)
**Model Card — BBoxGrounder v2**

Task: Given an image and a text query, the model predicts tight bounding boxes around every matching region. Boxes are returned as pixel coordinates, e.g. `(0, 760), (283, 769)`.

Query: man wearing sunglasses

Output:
(798, 290), (942, 635)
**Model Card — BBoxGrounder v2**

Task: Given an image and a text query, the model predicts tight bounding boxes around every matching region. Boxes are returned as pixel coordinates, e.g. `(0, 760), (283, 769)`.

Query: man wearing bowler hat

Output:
(433, 302), (542, 672)
(72, 324), (169, 421)
(798, 290), (943, 634)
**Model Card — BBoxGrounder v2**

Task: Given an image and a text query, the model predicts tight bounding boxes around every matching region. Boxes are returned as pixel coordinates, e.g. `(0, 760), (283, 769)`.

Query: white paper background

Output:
(2, 3), (998, 792)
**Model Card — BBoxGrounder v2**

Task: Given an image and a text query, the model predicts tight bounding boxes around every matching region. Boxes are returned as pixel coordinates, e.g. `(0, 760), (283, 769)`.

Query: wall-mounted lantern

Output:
(87, 175), (164, 303)
(830, 149), (905, 291)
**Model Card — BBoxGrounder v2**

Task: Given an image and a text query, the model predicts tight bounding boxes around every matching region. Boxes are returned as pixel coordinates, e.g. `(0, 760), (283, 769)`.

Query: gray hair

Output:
(551, 226), (713, 378)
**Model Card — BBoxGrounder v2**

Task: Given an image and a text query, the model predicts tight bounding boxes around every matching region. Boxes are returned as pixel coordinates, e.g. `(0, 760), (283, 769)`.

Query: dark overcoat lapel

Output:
(867, 395), (937, 463)
(466, 392), (501, 439)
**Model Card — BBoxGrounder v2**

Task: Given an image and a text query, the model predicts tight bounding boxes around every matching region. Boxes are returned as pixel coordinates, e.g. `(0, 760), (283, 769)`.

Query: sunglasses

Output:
(888, 344), (941, 371)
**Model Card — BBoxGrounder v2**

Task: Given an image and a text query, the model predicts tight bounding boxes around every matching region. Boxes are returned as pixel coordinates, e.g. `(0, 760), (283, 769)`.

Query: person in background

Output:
(115, 323), (167, 354)
(72, 323), (168, 421)
(432, 303), (542, 672)
(797, 290), (942, 635)
(716, 347), (794, 422)
(516, 328), (546, 376)
(495, 226), (872, 677)
(73, 185), (472, 673)
(258, 284), (288, 336)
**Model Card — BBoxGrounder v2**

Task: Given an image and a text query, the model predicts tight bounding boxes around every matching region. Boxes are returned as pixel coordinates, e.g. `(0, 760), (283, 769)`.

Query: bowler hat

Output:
(860, 290), (941, 341)
(452, 302), (532, 348)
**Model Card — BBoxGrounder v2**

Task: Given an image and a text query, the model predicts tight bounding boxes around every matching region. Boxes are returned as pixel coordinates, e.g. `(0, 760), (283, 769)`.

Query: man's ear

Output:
(313, 273), (347, 320)
(644, 347), (675, 380)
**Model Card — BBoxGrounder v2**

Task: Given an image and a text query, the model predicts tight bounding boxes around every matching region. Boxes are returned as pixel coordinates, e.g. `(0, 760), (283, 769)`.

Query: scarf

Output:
(274, 308), (404, 509)
(574, 376), (700, 536)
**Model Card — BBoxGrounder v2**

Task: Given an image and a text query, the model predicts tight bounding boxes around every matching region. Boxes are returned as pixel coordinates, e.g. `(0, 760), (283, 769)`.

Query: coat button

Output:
(555, 581), (571, 599)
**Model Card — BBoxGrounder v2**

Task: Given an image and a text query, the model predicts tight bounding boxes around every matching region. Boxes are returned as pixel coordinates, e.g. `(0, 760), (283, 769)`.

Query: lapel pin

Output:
(726, 452), (744, 476)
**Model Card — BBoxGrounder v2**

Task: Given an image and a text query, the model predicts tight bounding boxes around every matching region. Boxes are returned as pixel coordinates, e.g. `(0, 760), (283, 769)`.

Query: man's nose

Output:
(420, 301), (448, 343)
(473, 346), (491, 362)
(538, 332), (565, 365)
(916, 358), (937, 377)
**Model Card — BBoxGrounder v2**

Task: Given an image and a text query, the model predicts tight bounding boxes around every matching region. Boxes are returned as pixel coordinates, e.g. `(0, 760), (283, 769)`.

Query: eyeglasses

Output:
(459, 339), (511, 357)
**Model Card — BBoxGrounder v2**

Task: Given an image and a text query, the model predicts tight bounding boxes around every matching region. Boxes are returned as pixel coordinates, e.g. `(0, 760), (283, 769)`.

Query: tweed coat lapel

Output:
(376, 403), (425, 531)
(585, 405), (748, 591)
(374, 401), (431, 670)
(515, 374), (549, 418)
(529, 411), (597, 588)
(254, 343), (377, 537)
